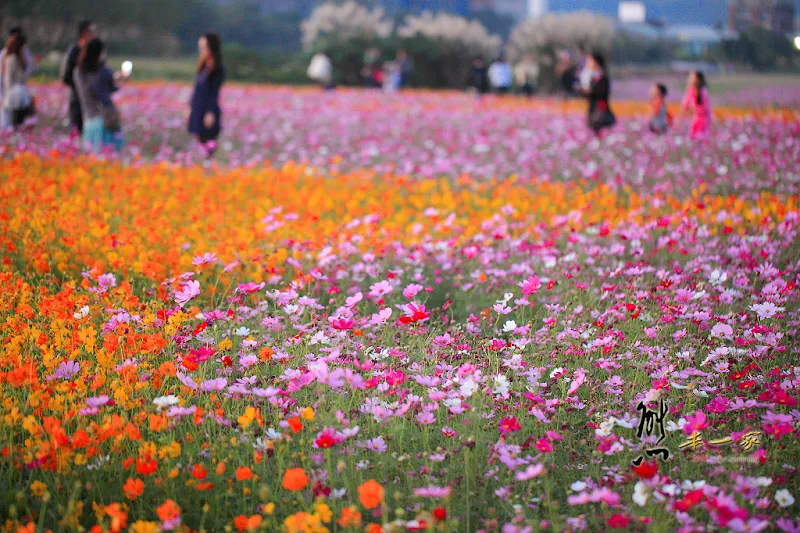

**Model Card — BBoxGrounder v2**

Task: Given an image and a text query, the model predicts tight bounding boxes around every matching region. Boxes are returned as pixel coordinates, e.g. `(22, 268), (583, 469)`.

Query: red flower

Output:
(433, 507), (447, 521)
(315, 434), (335, 449)
(673, 489), (704, 512)
(631, 460), (658, 479)
(535, 437), (553, 453)
(499, 417), (521, 435)
(606, 514), (630, 529)
(398, 304), (430, 325)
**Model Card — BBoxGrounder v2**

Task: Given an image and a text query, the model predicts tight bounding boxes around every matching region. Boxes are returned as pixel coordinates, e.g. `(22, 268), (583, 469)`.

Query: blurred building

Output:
(727, 0), (795, 34)
(384, 0), (471, 16)
(470, 0), (547, 22)
(618, 1), (646, 23)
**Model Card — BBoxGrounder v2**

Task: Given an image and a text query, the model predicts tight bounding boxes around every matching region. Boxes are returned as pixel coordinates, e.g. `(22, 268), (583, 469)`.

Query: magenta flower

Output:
(683, 410), (709, 435)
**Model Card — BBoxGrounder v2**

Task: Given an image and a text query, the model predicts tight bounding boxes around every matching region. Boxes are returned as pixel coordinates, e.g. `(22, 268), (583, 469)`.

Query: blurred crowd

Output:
(2, 22), (712, 154)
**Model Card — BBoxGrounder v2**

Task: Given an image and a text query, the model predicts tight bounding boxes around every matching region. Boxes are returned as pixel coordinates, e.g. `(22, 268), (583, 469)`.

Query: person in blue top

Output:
(73, 38), (126, 152)
(188, 33), (224, 157)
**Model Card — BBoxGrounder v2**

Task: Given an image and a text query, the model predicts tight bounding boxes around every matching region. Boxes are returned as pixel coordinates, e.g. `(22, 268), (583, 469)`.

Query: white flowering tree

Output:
(301, 1), (394, 84)
(507, 11), (615, 91)
(398, 12), (501, 88)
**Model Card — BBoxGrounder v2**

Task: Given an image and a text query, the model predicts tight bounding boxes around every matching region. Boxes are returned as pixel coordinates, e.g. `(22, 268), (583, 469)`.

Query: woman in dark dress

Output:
(581, 53), (615, 136)
(188, 33), (224, 156)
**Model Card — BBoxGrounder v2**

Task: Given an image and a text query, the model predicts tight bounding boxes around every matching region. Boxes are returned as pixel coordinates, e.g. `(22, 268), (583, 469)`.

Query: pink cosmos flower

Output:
(98, 273), (117, 289)
(683, 410), (709, 435)
(370, 308), (392, 325)
(403, 283), (424, 299)
(175, 280), (200, 307)
(200, 377), (227, 391)
(515, 463), (545, 481)
(413, 485), (452, 498)
(191, 252), (218, 266)
(518, 275), (541, 296)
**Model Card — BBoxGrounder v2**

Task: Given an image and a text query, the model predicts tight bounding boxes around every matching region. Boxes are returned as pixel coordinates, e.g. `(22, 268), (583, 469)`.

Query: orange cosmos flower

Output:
(337, 506), (362, 527)
(234, 515), (263, 532)
(281, 467), (308, 491)
(235, 466), (253, 481)
(192, 464), (208, 480)
(104, 503), (128, 533)
(287, 416), (303, 433)
(155, 499), (180, 522)
(122, 477), (144, 500)
(358, 479), (385, 509)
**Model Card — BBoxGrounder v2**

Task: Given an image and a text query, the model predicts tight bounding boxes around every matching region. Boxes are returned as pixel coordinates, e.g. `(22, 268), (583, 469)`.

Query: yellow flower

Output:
(218, 338), (233, 351)
(299, 407), (315, 421)
(129, 520), (160, 533)
(314, 502), (332, 523)
(237, 407), (258, 429)
(30, 480), (47, 497)
(158, 441), (181, 460)
(261, 502), (275, 515)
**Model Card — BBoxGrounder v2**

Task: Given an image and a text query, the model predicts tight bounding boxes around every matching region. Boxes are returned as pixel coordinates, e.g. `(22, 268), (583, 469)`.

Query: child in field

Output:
(648, 83), (670, 134)
(681, 71), (710, 139)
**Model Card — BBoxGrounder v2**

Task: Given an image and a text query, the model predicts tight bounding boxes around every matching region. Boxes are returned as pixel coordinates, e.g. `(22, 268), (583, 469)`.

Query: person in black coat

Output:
(62, 20), (95, 134)
(580, 53), (616, 135)
(188, 33), (225, 155)
(469, 57), (489, 97)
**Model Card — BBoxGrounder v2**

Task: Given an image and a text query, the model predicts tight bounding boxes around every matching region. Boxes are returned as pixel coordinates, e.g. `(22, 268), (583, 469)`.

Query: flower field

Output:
(1, 83), (799, 533)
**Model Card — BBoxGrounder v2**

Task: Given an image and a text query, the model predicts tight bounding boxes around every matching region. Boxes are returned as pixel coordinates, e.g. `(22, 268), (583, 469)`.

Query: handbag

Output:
(101, 105), (121, 132)
(590, 100), (616, 130)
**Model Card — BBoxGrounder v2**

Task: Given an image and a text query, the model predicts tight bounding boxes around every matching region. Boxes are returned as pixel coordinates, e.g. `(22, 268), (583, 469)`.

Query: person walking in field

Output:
(579, 53), (616, 136)
(73, 38), (125, 152)
(62, 20), (96, 135)
(188, 33), (225, 158)
(680, 71), (710, 140)
(469, 57), (489, 98)
(307, 52), (333, 90)
(648, 83), (671, 134)
(488, 54), (512, 95)
(0, 27), (35, 130)
(1, 31), (34, 130)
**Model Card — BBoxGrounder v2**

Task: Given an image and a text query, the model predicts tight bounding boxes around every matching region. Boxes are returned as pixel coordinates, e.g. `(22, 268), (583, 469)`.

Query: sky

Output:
(546, 0), (796, 26)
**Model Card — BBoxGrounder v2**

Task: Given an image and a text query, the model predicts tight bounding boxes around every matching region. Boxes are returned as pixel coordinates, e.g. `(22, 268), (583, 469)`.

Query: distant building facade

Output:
(727, 0), (795, 34)
(470, 0), (547, 22)
(384, 0), (471, 16)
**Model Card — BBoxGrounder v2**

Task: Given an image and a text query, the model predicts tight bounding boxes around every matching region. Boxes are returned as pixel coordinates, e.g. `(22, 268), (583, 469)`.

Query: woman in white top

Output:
(1, 34), (33, 129)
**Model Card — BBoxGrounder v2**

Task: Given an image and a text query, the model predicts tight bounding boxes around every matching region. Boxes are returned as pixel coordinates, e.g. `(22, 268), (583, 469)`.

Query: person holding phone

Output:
(188, 33), (224, 158)
(63, 20), (96, 135)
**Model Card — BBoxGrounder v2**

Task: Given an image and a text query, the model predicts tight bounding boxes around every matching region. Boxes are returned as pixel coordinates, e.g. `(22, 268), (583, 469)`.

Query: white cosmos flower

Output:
(493, 375), (510, 395)
(633, 481), (649, 506)
(709, 269), (728, 286)
(460, 378), (478, 397)
(570, 481), (587, 492)
(666, 418), (687, 432)
(750, 302), (785, 319)
(775, 489), (795, 508)
(502, 320), (518, 333)
(153, 395), (180, 410)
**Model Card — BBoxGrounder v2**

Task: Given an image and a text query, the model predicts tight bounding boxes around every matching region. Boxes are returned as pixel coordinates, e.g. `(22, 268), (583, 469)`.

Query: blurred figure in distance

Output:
(307, 51), (333, 90)
(188, 33), (225, 158)
(488, 54), (512, 95)
(0, 27), (35, 130)
(62, 20), (96, 135)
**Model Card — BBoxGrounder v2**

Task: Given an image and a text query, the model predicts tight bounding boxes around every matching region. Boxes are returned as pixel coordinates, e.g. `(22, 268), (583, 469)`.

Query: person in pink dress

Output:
(680, 71), (710, 139)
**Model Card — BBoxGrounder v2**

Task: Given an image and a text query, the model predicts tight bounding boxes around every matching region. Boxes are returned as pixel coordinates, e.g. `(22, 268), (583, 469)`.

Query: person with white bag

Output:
(1, 32), (33, 130)
(307, 52), (333, 90)
(0, 27), (34, 130)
